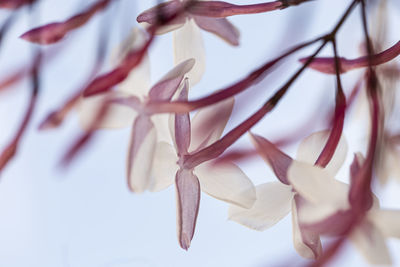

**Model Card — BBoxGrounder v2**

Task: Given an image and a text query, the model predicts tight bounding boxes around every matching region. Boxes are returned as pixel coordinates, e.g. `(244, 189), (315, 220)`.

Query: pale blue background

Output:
(0, 0), (399, 266)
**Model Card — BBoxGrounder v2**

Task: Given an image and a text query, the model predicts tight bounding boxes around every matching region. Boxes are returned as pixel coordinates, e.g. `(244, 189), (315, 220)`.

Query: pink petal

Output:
(148, 58), (195, 101)
(370, 209), (400, 239)
(20, 0), (112, 45)
(248, 133), (292, 185)
(175, 168), (201, 250)
(190, 97), (234, 152)
(300, 40), (400, 74)
(126, 115), (156, 192)
(193, 16), (239, 46)
(187, 1), (282, 18)
(292, 196), (322, 259)
(174, 79), (191, 155)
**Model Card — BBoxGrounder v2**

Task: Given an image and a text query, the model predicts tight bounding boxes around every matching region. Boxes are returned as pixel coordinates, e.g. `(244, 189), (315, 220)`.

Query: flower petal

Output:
(189, 97), (234, 152)
(193, 16), (239, 46)
(292, 196), (322, 259)
(174, 79), (191, 155)
(173, 18), (206, 85)
(111, 28), (151, 98)
(288, 161), (349, 209)
(228, 182), (293, 230)
(296, 130), (348, 176)
(77, 92), (137, 130)
(249, 132), (292, 185)
(175, 168), (201, 250)
(195, 161), (255, 208)
(150, 142), (178, 192)
(126, 115), (156, 193)
(370, 209), (400, 239)
(351, 220), (392, 265)
(149, 58), (195, 101)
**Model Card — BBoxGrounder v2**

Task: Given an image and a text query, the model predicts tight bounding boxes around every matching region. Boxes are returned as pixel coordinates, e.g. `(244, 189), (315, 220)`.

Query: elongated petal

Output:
(190, 97), (234, 152)
(370, 209), (400, 239)
(150, 142), (178, 192)
(228, 182), (293, 230)
(292, 196), (322, 259)
(149, 58), (195, 101)
(288, 161), (349, 208)
(351, 220), (392, 265)
(187, 1), (282, 18)
(174, 19), (205, 85)
(249, 133), (292, 185)
(77, 92), (137, 130)
(296, 130), (348, 176)
(126, 115), (156, 193)
(193, 16), (239, 46)
(20, 0), (111, 45)
(195, 161), (256, 208)
(174, 79), (191, 155)
(112, 28), (151, 98)
(301, 40), (400, 74)
(175, 168), (201, 250)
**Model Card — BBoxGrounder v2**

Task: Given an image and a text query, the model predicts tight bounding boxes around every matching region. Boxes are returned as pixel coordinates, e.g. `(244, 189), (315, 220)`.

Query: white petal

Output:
(370, 209), (400, 239)
(351, 220), (392, 265)
(296, 130), (348, 176)
(77, 92), (137, 130)
(195, 161), (255, 208)
(288, 161), (349, 209)
(150, 142), (178, 192)
(126, 116), (156, 193)
(292, 198), (322, 259)
(111, 28), (151, 98)
(152, 114), (173, 143)
(228, 182), (293, 231)
(173, 18), (206, 85)
(189, 97), (234, 152)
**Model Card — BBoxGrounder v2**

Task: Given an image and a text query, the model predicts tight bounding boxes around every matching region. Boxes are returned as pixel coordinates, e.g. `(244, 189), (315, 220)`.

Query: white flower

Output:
(151, 80), (255, 249)
(137, 0), (240, 84)
(228, 130), (348, 259)
(77, 28), (195, 193)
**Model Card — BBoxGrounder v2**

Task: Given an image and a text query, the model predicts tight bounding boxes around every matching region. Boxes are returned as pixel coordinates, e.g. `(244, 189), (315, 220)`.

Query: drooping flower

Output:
(137, 0), (240, 84)
(150, 80), (256, 249)
(78, 28), (195, 192)
(228, 130), (348, 259)
(288, 154), (400, 265)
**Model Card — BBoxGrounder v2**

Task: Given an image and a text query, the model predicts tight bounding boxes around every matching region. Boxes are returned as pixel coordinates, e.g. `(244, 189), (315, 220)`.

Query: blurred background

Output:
(0, 0), (399, 266)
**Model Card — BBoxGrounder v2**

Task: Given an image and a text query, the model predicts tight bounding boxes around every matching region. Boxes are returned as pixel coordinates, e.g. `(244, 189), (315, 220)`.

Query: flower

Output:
(150, 80), (256, 249)
(78, 28), (195, 192)
(137, 0), (240, 84)
(228, 130), (348, 259)
(288, 154), (400, 265)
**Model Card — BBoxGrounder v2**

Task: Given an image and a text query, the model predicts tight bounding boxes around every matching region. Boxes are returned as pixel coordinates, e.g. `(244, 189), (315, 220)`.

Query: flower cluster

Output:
(1, 0), (400, 266)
